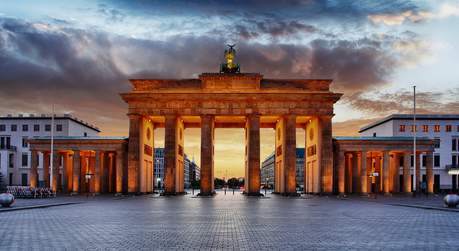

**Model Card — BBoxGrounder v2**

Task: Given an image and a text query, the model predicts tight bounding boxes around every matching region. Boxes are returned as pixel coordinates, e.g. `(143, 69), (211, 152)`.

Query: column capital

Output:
(127, 113), (142, 120)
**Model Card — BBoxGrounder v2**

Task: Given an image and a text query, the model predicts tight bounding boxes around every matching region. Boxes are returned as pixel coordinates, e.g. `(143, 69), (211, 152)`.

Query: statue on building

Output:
(220, 44), (240, 73)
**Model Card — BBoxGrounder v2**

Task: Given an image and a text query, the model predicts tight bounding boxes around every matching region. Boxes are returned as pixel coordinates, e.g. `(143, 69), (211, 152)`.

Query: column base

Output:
(243, 192), (264, 196)
(360, 192), (368, 197)
(70, 192), (78, 196)
(337, 193), (347, 198)
(384, 192), (392, 196)
(197, 191), (216, 196)
(160, 192), (187, 196)
(281, 192), (300, 197)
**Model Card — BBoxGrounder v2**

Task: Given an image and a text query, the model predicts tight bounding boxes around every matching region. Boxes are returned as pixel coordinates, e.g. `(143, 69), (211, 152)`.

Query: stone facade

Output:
(120, 73), (342, 195)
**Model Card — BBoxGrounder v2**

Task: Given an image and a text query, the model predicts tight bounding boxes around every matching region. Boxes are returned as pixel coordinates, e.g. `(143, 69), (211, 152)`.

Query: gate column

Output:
(199, 115), (215, 196)
(127, 114), (141, 193)
(163, 115), (185, 195)
(245, 114), (261, 196)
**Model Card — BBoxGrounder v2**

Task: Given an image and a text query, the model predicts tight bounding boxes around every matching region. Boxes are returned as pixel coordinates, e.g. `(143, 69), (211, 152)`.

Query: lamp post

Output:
(85, 172), (94, 198)
(156, 177), (161, 194)
(265, 178), (268, 196)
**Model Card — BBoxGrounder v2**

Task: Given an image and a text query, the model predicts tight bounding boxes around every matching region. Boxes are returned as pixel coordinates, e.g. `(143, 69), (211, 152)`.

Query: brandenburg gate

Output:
(120, 46), (342, 196)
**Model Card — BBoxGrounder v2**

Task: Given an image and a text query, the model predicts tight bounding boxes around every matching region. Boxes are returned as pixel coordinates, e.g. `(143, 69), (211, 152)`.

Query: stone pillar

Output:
(403, 152), (411, 193)
(383, 151), (390, 194)
(319, 115), (333, 194)
(30, 150), (39, 188)
(338, 151), (345, 195)
(52, 151), (60, 192)
(116, 150), (123, 194)
(245, 114), (261, 195)
(43, 152), (50, 188)
(127, 114), (141, 193)
(199, 115), (215, 196)
(426, 152), (434, 194)
(62, 153), (70, 193)
(415, 153), (421, 193)
(95, 151), (101, 194)
(108, 153), (115, 193)
(352, 152), (360, 194)
(366, 155), (372, 193)
(164, 115), (184, 195)
(360, 151), (368, 195)
(284, 115), (297, 195)
(72, 150), (80, 193)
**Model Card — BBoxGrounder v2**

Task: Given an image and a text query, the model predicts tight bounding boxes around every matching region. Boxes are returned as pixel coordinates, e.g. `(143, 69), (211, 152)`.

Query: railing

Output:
(0, 145), (17, 151)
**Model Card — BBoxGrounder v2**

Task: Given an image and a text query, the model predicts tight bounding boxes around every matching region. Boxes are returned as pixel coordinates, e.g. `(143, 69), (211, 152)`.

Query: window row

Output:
(0, 124), (63, 132)
(399, 124), (459, 133)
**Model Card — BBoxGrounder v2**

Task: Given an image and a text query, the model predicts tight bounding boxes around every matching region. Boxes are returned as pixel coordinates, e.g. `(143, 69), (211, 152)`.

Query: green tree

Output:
(214, 178), (225, 188)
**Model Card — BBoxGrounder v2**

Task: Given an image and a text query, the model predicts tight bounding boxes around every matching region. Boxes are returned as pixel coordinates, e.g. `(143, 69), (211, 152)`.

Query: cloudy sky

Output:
(1, 0), (458, 178)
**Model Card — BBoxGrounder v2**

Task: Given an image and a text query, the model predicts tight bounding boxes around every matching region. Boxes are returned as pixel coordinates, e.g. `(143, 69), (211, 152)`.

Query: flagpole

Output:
(50, 104), (55, 191)
(413, 86), (416, 194)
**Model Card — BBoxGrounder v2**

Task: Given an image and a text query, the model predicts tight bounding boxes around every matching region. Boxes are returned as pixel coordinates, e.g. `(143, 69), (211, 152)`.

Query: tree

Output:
(214, 178), (225, 189)
(227, 177), (244, 188)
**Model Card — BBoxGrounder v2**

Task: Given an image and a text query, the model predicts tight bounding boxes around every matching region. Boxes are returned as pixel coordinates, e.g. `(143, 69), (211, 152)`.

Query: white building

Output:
(359, 114), (459, 191)
(261, 148), (305, 190)
(0, 114), (99, 187)
(153, 148), (199, 189)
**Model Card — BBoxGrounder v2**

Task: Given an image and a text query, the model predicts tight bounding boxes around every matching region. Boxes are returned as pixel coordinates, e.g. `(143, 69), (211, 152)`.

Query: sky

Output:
(1, 0), (458, 178)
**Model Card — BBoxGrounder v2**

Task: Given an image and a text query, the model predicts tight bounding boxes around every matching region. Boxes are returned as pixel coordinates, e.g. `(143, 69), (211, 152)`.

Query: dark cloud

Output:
(0, 17), (431, 135)
(344, 89), (459, 115)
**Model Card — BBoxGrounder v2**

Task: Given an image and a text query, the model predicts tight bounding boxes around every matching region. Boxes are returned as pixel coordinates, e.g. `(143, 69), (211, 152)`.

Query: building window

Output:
(410, 155), (414, 167)
(434, 125), (440, 132)
(434, 137), (440, 148)
(56, 124), (63, 132)
(0, 124), (5, 131)
(373, 132), (377, 137)
(457, 125), (459, 132)
(422, 155), (426, 167)
(453, 138), (458, 152)
(9, 173), (13, 185)
(9, 153), (14, 168)
(21, 174), (28, 186)
(84, 132), (88, 137)
(422, 125), (428, 133)
(22, 153), (28, 167)
(434, 155), (440, 167)
(45, 124), (51, 131)
(399, 125), (406, 132)
(452, 154), (458, 168)
(11, 124), (17, 132)
(22, 124), (28, 132)
(410, 125), (417, 132)
(22, 137), (28, 148)
(446, 125), (452, 132)
(33, 124), (40, 132)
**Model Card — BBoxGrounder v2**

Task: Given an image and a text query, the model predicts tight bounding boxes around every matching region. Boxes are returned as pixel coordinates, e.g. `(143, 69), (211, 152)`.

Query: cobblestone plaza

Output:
(1, 192), (458, 250)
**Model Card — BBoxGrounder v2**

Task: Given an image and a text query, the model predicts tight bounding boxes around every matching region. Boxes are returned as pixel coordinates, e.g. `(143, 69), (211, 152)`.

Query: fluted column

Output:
(95, 151), (101, 193)
(127, 114), (141, 193)
(116, 150), (123, 194)
(72, 150), (80, 193)
(383, 151), (390, 194)
(360, 151), (368, 195)
(62, 153), (70, 193)
(43, 152), (50, 188)
(415, 153), (421, 193)
(352, 152), (360, 194)
(284, 115), (297, 195)
(245, 114), (261, 195)
(319, 115), (333, 194)
(30, 150), (39, 188)
(199, 115), (215, 196)
(338, 151), (345, 195)
(403, 152), (411, 193)
(426, 152), (434, 194)
(52, 151), (60, 192)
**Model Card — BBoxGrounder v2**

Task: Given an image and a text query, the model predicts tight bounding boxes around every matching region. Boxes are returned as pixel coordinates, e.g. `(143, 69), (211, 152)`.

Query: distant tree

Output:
(227, 177), (244, 188)
(191, 179), (200, 189)
(214, 178), (225, 188)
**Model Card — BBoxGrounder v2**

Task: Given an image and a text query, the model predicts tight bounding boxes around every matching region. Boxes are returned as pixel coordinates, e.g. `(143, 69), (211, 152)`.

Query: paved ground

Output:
(0, 191), (458, 250)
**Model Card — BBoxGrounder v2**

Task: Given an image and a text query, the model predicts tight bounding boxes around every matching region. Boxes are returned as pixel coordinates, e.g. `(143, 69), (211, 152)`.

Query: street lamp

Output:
(265, 177), (269, 195)
(85, 172), (94, 198)
(156, 177), (161, 193)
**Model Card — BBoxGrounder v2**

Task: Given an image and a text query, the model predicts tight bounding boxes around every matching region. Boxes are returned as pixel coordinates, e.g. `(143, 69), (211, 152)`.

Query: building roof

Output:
(359, 114), (459, 133)
(334, 136), (431, 141)
(30, 136), (127, 140)
(0, 114), (100, 132)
